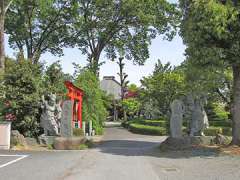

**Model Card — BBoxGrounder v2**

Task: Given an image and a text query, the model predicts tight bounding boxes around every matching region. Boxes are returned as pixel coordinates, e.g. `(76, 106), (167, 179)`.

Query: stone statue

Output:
(189, 96), (209, 136)
(170, 99), (184, 138)
(40, 93), (62, 136)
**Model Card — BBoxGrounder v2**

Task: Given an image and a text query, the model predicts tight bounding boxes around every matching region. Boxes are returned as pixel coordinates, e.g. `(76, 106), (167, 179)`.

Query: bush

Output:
(222, 127), (232, 136)
(208, 120), (231, 127)
(129, 123), (167, 136)
(2, 59), (44, 137)
(139, 120), (168, 127)
(204, 127), (223, 136)
(123, 118), (168, 127)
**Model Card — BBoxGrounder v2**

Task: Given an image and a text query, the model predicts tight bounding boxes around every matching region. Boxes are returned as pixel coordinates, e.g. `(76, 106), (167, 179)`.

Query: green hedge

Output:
(129, 123), (167, 136)
(204, 127), (223, 136)
(122, 119), (168, 127)
(222, 127), (232, 136)
(208, 120), (231, 127)
(138, 120), (168, 127)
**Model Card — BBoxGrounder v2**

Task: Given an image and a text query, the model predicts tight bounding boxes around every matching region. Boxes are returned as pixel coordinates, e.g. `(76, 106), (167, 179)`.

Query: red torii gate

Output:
(64, 81), (84, 129)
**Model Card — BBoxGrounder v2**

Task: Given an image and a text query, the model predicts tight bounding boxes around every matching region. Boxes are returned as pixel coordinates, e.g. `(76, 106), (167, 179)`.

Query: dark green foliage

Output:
(209, 121), (231, 127)
(222, 127), (232, 136)
(3, 59), (44, 137)
(130, 119), (168, 127)
(5, 0), (72, 62)
(141, 60), (185, 116)
(44, 61), (72, 94)
(129, 123), (167, 136)
(70, 0), (180, 74)
(122, 118), (169, 135)
(204, 127), (223, 136)
(75, 70), (108, 135)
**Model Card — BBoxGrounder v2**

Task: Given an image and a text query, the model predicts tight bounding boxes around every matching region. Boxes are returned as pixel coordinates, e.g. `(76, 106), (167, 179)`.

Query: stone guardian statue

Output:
(40, 93), (62, 136)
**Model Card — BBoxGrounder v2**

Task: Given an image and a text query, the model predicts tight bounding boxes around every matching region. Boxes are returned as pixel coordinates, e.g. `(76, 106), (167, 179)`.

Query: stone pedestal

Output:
(60, 100), (73, 137)
(160, 136), (215, 150)
(0, 122), (11, 150)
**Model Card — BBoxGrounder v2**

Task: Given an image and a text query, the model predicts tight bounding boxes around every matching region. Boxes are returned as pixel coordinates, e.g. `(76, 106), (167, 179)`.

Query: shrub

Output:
(222, 127), (232, 136)
(208, 120), (231, 127)
(129, 123), (167, 136)
(139, 120), (168, 127)
(2, 60), (44, 137)
(204, 127), (223, 136)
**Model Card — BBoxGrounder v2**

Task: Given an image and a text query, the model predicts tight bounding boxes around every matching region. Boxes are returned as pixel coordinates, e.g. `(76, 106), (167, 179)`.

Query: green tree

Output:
(75, 70), (107, 135)
(141, 61), (185, 116)
(122, 98), (141, 119)
(117, 57), (129, 100)
(44, 61), (72, 95)
(128, 84), (138, 93)
(5, 0), (71, 63)
(179, 0), (240, 145)
(2, 58), (44, 137)
(70, 0), (180, 74)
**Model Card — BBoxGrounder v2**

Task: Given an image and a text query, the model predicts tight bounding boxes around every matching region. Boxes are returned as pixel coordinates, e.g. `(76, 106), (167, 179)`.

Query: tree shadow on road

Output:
(97, 140), (222, 159)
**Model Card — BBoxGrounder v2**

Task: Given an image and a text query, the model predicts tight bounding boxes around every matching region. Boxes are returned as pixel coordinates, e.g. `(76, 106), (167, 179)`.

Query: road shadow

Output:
(96, 140), (221, 159)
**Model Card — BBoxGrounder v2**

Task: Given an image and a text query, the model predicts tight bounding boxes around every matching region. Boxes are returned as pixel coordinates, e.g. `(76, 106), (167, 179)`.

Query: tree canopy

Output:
(69, 0), (180, 74)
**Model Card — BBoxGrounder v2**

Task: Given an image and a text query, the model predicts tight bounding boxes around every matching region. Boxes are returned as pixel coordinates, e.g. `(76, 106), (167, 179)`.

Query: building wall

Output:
(100, 76), (121, 100)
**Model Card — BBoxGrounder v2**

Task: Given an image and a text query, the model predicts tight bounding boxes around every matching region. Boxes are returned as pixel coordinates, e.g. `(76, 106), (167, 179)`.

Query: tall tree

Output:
(70, 0), (180, 74)
(117, 57), (129, 100)
(5, 0), (71, 63)
(141, 61), (185, 116)
(179, 0), (240, 145)
(0, 0), (12, 72)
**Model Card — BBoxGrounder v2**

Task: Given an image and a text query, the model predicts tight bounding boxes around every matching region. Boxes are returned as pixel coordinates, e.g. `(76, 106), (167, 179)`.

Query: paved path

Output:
(1, 127), (240, 180)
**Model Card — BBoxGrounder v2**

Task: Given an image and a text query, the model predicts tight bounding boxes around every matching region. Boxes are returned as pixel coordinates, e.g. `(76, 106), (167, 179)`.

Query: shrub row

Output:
(129, 123), (167, 136)
(122, 119), (168, 127)
(208, 120), (231, 127)
(204, 127), (232, 136)
(137, 120), (168, 127)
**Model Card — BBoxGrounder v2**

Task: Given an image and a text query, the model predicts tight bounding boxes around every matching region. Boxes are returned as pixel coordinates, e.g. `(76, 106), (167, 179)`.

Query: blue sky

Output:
(5, 0), (186, 85)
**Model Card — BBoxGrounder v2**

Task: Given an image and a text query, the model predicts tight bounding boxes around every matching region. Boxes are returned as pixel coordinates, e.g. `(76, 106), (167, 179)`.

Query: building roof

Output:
(100, 76), (121, 100)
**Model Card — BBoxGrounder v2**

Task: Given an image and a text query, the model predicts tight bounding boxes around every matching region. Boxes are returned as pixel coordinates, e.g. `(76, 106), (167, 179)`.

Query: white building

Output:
(100, 76), (121, 100)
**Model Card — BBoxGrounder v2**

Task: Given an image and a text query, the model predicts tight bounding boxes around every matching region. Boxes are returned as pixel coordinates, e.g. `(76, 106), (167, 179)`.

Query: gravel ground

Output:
(0, 127), (240, 180)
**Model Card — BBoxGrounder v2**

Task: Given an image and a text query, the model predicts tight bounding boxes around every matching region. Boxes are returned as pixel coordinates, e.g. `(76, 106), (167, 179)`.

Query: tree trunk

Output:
(0, 11), (5, 72)
(231, 63), (240, 145)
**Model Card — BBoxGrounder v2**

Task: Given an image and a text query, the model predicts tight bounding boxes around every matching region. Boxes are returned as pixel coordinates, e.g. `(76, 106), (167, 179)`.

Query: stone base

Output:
(160, 136), (215, 150)
(53, 137), (87, 150)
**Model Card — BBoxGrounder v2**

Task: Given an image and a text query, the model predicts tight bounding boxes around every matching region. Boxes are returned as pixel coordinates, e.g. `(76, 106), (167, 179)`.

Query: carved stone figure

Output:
(189, 96), (209, 136)
(40, 93), (62, 136)
(170, 99), (184, 138)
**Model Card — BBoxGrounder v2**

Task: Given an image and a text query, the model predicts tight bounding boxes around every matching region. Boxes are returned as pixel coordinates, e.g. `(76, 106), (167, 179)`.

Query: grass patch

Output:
(78, 144), (88, 150)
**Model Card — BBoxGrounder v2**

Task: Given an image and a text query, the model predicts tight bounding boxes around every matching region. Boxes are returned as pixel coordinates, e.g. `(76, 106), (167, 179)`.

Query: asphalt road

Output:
(1, 127), (240, 180)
